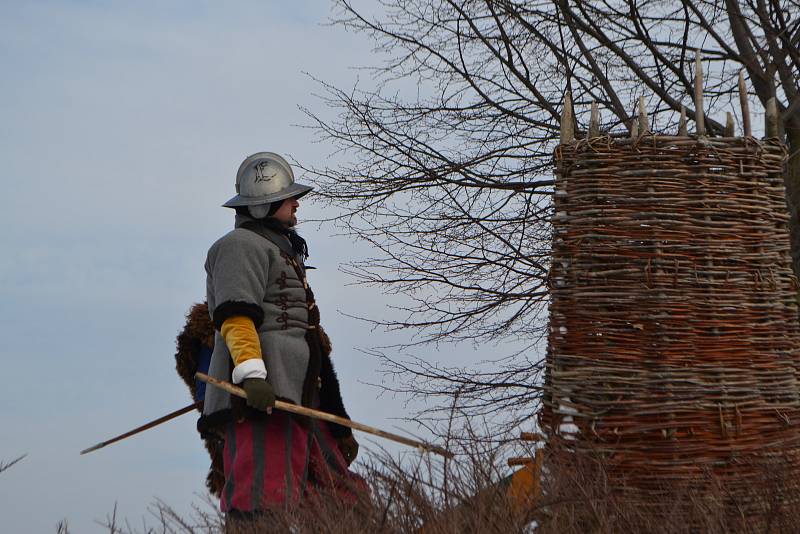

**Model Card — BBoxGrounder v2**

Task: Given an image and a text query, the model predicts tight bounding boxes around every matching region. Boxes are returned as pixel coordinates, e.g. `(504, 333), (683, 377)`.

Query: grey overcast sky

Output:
(0, 2), (481, 532)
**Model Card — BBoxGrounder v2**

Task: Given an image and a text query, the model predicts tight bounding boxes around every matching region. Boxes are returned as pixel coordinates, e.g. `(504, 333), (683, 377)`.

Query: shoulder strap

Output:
(240, 221), (297, 260)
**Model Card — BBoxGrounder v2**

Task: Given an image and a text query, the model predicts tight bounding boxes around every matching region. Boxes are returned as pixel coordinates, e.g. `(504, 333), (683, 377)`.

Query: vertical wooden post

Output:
(588, 100), (600, 138)
(694, 50), (705, 136)
(765, 97), (779, 138)
(560, 91), (575, 144)
(725, 112), (735, 137)
(678, 106), (688, 136)
(738, 70), (752, 137)
(638, 96), (649, 134)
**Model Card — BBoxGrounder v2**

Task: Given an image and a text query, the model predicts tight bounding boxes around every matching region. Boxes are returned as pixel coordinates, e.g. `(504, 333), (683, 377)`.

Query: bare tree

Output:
(303, 0), (800, 432)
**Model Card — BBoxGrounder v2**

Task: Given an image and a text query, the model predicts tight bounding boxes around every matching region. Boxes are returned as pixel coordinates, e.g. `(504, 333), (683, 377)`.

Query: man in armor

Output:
(194, 152), (362, 520)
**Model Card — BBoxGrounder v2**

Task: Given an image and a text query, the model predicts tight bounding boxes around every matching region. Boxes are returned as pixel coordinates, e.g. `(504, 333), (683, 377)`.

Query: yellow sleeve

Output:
(220, 315), (263, 367)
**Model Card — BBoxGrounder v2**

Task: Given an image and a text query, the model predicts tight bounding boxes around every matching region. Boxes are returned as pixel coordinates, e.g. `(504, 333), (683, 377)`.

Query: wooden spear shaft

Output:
(80, 401), (201, 455)
(196, 373), (455, 459)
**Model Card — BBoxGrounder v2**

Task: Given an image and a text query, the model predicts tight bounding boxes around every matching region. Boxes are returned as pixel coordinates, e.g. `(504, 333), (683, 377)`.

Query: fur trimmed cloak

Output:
(174, 302), (224, 497)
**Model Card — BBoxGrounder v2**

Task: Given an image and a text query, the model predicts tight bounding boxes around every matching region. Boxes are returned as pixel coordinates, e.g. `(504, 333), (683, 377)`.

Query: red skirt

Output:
(220, 412), (366, 512)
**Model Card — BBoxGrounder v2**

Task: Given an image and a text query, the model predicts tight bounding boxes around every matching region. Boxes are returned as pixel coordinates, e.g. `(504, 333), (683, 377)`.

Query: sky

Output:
(0, 2), (496, 531)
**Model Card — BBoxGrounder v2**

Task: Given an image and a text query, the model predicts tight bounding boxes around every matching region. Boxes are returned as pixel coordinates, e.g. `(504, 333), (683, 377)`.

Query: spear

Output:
(196, 373), (454, 459)
(80, 376), (455, 459)
(80, 401), (201, 455)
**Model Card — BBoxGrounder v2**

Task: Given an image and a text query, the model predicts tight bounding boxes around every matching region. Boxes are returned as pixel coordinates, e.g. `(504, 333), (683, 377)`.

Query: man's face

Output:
(272, 197), (300, 227)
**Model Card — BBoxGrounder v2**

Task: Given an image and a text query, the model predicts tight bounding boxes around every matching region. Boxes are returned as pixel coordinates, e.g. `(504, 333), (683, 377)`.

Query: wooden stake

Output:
(196, 373), (455, 459)
(725, 112), (735, 137)
(738, 70), (752, 136)
(560, 91), (574, 144)
(630, 117), (639, 138)
(695, 50), (705, 136)
(765, 97), (779, 138)
(638, 96), (649, 133)
(588, 100), (600, 138)
(678, 106), (688, 136)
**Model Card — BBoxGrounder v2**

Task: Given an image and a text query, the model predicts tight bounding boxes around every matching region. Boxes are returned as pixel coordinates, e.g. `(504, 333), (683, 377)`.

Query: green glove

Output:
(242, 378), (276, 412)
(336, 434), (359, 465)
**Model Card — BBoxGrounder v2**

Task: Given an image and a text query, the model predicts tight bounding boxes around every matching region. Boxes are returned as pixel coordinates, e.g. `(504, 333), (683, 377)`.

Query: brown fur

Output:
(174, 302), (224, 497)
(175, 302), (215, 400)
(319, 324), (333, 356)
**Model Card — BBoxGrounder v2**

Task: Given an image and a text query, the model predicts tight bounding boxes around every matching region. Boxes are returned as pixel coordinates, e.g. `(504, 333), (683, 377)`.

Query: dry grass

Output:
(533, 447), (799, 534)
(88, 441), (800, 533)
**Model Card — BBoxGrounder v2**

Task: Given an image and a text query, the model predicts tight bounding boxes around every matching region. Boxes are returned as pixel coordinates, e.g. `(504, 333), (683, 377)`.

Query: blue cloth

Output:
(195, 344), (213, 401)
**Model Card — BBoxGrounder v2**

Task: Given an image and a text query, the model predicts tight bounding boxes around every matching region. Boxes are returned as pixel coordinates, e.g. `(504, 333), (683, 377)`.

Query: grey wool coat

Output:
(200, 215), (313, 426)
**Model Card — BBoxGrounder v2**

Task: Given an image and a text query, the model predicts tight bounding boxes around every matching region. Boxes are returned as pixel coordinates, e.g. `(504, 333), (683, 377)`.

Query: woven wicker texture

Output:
(540, 135), (800, 509)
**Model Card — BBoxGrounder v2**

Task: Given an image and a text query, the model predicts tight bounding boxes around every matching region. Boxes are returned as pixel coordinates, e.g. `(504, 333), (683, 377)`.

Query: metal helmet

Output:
(222, 152), (313, 209)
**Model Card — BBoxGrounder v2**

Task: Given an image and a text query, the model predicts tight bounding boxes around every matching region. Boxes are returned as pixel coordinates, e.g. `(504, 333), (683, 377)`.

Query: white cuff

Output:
(231, 358), (267, 384)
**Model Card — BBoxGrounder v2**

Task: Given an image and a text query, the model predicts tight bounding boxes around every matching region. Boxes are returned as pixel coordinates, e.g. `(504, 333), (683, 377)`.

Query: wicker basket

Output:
(539, 134), (800, 516)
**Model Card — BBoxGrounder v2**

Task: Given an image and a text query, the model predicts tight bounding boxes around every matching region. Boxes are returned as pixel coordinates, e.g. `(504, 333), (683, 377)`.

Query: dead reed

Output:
(89, 441), (800, 533)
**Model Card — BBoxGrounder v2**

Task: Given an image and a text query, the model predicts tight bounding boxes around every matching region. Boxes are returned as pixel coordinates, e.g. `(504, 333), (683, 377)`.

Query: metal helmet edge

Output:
(222, 152), (313, 208)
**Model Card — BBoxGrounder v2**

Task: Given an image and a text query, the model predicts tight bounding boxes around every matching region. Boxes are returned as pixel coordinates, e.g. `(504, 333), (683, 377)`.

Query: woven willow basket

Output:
(539, 134), (800, 516)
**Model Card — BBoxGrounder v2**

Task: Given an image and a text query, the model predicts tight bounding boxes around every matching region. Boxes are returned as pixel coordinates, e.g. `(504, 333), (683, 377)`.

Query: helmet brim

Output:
(222, 182), (313, 208)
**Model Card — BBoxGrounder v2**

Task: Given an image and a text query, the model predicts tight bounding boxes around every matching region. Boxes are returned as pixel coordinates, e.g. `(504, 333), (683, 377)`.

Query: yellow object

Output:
(508, 449), (542, 508)
(220, 316), (263, 366)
